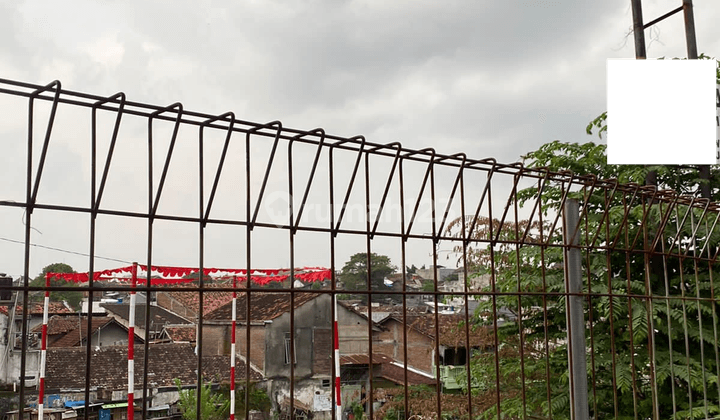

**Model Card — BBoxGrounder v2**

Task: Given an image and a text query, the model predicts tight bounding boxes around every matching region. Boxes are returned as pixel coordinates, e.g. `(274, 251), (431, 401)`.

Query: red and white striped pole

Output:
(230, 276), (237, 420)
(128, 262), (137, 420)
(38, 276), (50, 418)
(334, 295), (341, 420)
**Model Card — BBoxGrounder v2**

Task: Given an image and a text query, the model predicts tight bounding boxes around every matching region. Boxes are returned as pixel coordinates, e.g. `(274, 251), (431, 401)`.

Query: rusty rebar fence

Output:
(1, 78), (719, 420)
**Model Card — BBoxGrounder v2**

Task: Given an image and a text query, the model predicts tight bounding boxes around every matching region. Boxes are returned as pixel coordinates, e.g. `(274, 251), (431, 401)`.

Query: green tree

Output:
(421, 279), (435, 293)
(30, 263), (83, 310)
(442, 53), (720, 420)
(218, 382), (271, 417)
(340, 252), (397, 303)
(449, 141), (720, 419)
(175, 379), (230, 420)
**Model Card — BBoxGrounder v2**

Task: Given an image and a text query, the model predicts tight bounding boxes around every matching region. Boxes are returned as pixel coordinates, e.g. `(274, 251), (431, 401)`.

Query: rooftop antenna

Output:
(630, 0), (709, 199)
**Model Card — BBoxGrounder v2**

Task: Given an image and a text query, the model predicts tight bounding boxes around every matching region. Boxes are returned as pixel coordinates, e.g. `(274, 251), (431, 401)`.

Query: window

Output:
(322, 379), (331, 388)
(284, 332), (296, 364)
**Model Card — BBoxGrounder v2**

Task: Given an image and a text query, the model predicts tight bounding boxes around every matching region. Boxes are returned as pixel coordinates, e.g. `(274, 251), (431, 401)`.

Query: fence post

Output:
(563, 198), (589, 420)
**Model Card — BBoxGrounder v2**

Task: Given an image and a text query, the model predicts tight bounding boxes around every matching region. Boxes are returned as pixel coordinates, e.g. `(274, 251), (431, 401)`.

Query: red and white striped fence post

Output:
(230, 275), (237, 420)
(334, 295), (341, 420)
(38, 276), (50, 418)
(128, 262), (137, 420)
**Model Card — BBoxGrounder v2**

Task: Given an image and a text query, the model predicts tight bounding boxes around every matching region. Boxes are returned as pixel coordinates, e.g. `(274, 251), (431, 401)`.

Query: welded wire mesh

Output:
(0, 78), (719, 420)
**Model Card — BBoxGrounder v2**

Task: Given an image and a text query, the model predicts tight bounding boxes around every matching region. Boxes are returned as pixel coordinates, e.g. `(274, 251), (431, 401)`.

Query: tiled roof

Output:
(163, 325), (196, 342)
(101, 303), (192, 331)
(45, 343), (262, 391)
(205, 292), (321, 321)
(35, 316), (79, 335)
(340, 354), (436, 386)
(159, 284), (235, 316)
(0, 302), (73, 316)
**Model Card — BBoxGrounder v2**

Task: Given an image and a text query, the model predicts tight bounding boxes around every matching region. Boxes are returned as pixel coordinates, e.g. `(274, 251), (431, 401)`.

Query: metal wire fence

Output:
(0, 78), (719, 420)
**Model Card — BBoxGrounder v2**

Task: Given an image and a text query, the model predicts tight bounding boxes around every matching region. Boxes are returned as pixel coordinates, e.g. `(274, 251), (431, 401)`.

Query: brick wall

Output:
(312, 328), (333, 375)
(236, 325), (265, 372)
(375, 319), (434, 374)
(202, 324), (228, 356)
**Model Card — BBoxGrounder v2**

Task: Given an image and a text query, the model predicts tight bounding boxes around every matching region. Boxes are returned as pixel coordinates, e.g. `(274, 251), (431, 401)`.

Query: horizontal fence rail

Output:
(0, 78), (718, 420)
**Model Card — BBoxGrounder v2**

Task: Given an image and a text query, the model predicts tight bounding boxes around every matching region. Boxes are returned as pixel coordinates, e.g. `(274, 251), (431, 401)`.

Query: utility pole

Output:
(630, 0), (710, 199)
(563, 199), (589, 420)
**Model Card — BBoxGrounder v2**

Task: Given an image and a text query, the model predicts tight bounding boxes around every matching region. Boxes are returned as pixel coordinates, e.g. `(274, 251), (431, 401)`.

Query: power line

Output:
(0, 236), (131, 264)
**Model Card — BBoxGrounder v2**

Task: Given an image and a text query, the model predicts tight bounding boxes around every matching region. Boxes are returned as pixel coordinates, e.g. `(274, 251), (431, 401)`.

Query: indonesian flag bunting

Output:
(46, 265), (332, 284)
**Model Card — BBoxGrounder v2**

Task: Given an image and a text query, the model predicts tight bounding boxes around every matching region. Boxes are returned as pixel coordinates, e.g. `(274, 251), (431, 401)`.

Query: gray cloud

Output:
(1, 0), (717, 276)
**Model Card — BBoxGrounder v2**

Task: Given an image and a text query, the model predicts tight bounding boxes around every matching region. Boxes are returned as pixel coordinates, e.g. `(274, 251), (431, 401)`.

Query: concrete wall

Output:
(0, 313), (9, 384)
(264, 294), (332, 379)
(1, 314), (43, 386)
(43, 387), (179, 408)
(263, 378), (332, 420)
(416, 266), (455, 282)
(202, 323), (230, 356)
(202, 295), (372, 378)
(2, 350), (41, 386)
(337, 305), (371, 354)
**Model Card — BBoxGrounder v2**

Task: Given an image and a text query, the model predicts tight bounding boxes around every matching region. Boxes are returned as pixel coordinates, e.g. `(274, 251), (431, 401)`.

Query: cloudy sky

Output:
(1, 0), (718, 280)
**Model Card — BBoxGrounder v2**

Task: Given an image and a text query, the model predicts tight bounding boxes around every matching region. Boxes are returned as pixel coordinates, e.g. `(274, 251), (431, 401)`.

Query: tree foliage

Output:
(30, 263), (83, 310)
(340, 252), (397, 303)
(217, 382), (271, 417)
(437, 52), (720, 420)
(375, 385), (499, 420)
(175, 379), (230, 420)
(448, 140), (720, 419)
(520, 140), (720, 200)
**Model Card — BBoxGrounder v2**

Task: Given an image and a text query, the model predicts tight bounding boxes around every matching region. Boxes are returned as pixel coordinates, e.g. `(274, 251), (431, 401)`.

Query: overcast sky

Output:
(1, 0), (719, 280)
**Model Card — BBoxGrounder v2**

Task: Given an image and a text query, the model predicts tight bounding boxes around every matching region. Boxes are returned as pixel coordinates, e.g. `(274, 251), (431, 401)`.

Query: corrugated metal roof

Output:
(101, 403), (127, 409)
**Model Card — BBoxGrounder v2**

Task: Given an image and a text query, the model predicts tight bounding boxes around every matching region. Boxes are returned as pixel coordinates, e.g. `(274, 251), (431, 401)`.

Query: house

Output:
(0, 302), (74, 348)
(415, 265), (456, 283)
(348, 302), (431, 324)
(200, 292), (378, 419)
(101, 303), (192, 341)
(373, 313), (494, 390)
(340, 354), (436, 388)
(0, 301), (74, 386)
(30, 315), (141, 348)
(441, 270), (490, 294)
(339, 353), (436, 414)
(382, 274), (432, 307)
(3, 407), (79, 420)
(373, 314), (437, 376)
